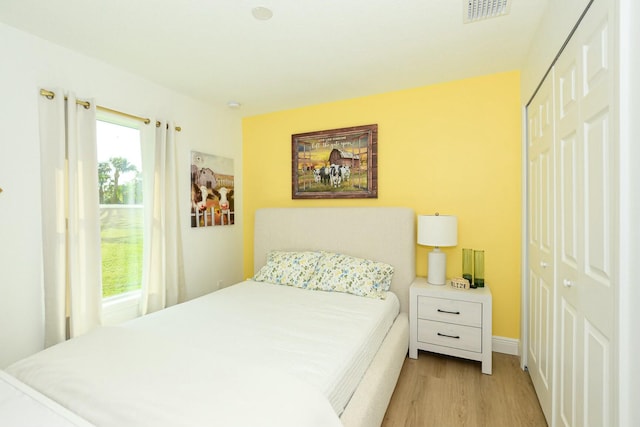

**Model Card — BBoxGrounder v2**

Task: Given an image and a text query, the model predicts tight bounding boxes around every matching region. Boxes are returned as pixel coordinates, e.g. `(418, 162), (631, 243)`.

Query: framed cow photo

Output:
(291, 124), (378, 199)
(190, 151), (235, 227)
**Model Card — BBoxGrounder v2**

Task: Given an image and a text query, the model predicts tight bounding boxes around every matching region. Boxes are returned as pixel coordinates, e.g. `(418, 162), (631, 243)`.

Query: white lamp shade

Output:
(417, 215), (458, 247)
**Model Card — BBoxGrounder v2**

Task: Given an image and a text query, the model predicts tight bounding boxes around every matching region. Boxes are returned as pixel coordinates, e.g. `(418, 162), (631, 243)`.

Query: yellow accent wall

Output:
(242, 71), (522, 339)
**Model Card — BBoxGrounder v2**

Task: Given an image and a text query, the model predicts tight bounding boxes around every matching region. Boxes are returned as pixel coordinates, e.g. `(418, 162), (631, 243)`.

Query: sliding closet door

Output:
(526, 72), (556, 424)
(554, 0), (617, 425)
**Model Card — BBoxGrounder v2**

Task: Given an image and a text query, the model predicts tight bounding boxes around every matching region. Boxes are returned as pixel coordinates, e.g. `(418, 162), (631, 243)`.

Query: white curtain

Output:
(39, 90), (102, 347)
(140, 120), (184, 314)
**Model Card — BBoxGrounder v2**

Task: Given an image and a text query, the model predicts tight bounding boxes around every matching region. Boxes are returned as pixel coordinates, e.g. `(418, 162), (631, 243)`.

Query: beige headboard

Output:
(254, 207), (416, 314)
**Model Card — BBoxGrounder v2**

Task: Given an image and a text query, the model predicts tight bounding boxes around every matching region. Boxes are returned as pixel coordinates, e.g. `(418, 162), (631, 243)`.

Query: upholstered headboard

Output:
(254, 207), (416, 314)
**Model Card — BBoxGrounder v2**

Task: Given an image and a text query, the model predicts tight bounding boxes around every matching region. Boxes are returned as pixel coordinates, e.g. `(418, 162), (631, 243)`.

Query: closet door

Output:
(554, 0), (617, 426)
(526, 72), (555, 424)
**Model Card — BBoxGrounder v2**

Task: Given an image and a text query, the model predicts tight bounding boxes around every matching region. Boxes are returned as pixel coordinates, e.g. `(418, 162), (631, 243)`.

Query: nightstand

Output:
(409, 277), (492, 374)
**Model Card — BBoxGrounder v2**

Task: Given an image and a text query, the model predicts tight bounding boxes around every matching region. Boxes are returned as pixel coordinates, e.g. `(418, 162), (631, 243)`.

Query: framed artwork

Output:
(291, 124), (378, 199)
(190, 151), (235, 227)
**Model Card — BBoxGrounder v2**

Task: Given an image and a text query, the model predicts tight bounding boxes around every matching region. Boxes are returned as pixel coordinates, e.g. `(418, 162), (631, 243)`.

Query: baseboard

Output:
(492, 336), (519, 355)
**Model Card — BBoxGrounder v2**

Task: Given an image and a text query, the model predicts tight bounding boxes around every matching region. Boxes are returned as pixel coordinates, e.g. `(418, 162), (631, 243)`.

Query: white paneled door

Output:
(527, 71), (556, 424)
(554, 0), (616, 426)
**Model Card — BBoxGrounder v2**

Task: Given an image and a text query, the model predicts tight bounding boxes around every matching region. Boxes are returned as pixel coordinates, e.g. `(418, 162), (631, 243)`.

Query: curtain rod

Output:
(39, 89), (182, 132)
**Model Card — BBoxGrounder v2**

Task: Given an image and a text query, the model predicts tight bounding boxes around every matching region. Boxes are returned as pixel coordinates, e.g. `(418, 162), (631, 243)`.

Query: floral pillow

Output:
(253, 251), (322, 288)
(305, 252), (394, 299)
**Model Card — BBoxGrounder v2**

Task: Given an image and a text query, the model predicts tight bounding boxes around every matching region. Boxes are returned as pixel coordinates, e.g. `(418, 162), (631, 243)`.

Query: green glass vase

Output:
(474, 250), (485, 288)
(462, 248), (474, 288)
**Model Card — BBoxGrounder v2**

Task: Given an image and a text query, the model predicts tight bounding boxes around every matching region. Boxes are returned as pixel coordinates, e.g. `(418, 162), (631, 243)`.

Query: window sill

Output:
(102, 290), (141, 325)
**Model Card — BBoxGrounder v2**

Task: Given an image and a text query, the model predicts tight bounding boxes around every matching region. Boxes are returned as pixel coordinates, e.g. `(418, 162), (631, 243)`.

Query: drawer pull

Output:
(437, 332), (460, 339)
(437, 309), (460, 315)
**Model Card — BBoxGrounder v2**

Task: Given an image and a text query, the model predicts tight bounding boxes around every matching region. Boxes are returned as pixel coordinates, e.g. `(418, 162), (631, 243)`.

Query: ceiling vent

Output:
(464, 0), (511, 23)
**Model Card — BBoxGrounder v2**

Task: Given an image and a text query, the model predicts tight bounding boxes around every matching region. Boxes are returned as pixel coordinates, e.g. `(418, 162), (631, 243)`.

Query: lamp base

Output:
(427, 248), (446, 285)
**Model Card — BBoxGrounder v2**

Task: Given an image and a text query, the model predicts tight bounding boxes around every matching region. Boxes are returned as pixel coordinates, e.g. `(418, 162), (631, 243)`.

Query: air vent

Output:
(464, 0), (511, 23)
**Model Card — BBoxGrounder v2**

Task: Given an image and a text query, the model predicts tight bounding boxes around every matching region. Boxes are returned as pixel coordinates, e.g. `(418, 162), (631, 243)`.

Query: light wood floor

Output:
(381, 352), (548, 427)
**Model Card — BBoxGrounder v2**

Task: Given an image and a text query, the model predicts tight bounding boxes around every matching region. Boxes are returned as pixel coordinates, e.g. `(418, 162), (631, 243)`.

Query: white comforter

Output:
(7, 281), (400, 427)
(0, 370), (93, 427)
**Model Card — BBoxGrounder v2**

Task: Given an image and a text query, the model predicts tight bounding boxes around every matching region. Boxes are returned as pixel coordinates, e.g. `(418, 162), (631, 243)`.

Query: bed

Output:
(4, 207), (415, 427)
(0, 371), (93, 427)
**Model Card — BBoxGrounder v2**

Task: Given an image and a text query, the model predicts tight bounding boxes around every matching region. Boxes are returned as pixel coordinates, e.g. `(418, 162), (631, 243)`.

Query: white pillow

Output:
(253, 251), (322, 288)
(306, 252), (394, 299)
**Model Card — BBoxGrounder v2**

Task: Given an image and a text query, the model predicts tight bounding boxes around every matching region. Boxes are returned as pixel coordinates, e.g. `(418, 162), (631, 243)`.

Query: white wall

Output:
(0, 23), (244, 368)
(617, 1), (640, 424)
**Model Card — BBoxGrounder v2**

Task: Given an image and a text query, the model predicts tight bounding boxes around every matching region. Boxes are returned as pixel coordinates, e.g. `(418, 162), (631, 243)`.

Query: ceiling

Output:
(0, 0), (548, 117)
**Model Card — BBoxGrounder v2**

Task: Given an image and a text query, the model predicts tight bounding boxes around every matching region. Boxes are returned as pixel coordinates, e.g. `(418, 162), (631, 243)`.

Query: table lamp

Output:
(417, 213), (458, 285)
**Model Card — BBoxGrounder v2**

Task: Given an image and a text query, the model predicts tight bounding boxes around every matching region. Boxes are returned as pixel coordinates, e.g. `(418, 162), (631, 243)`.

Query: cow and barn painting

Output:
(191, 151), (235, 227)
(292, 124), (378, 199)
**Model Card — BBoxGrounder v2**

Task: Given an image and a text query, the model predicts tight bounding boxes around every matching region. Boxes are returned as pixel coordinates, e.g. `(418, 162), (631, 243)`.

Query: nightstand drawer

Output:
(417, 296), (482, 327)
(417, 319), (482, 352)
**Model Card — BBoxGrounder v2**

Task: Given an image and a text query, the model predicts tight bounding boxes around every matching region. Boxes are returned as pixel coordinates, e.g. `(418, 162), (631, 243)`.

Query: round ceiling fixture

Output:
(252, 6), (273, 21)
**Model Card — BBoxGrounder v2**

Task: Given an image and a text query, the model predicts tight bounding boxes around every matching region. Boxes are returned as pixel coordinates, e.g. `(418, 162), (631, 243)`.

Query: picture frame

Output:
(190, 151), (235, 227)
(291, 124), (378, 199)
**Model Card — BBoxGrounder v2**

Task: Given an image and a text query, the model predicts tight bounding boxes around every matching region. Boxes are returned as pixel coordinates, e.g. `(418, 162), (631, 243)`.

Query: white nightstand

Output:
(409, 277), (492, 375)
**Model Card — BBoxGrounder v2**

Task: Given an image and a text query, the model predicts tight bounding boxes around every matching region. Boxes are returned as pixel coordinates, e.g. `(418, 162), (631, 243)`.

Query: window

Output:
(96, 117), (143, 300)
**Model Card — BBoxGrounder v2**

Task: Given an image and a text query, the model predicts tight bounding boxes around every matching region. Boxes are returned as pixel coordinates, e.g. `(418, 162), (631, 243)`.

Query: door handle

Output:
(540, 261), (548, 268)
(562, 279), (574, 288)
